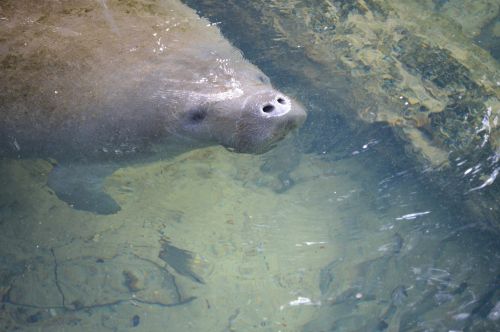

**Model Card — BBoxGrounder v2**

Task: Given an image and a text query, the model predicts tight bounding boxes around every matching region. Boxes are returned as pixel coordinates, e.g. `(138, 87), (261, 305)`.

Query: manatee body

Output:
(0, 0), (306, 213)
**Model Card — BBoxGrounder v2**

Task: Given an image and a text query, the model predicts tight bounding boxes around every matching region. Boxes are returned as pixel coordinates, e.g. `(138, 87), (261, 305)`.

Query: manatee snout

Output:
(182, 88), (306, 153)
(259, 93), (293, 117)
(231, 90), (307, 153)
(251, 90), (306, 132)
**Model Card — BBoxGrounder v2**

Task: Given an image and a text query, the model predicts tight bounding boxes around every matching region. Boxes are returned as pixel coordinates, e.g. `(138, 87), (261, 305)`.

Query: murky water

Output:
(1, 1), (499, 331)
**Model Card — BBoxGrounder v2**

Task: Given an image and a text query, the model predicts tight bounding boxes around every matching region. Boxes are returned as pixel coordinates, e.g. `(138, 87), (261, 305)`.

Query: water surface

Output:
(1, 0), (499, 331)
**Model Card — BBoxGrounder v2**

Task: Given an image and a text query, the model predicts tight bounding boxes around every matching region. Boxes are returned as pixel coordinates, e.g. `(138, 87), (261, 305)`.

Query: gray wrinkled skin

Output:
(0, 0), (306, 214)
(0, 0), (306, 162)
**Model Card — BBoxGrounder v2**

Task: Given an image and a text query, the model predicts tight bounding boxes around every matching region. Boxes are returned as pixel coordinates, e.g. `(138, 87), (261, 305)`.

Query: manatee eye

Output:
(189, 109), (207, 122)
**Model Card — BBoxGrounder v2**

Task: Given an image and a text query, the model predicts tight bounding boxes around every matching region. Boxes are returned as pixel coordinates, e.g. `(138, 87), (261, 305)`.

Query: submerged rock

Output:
(6, 253), (190, 310)
(185, 0), (500, 230)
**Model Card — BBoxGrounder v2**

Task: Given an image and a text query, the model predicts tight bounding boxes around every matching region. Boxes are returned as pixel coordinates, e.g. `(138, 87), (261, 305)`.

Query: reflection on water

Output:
(1, 1), (500, 332)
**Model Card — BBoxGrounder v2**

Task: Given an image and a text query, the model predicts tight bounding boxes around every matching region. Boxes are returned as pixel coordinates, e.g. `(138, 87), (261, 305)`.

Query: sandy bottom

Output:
(0, 145), (499, 331)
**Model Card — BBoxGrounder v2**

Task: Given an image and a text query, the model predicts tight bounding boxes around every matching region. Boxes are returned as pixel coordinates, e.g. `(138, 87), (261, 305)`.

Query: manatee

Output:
(0, 0), (306, 214)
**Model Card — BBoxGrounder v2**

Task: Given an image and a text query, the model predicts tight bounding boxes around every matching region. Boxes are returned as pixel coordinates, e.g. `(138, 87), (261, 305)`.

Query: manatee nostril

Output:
(277, 97), (286, 104)
(262, 104), (275, 113)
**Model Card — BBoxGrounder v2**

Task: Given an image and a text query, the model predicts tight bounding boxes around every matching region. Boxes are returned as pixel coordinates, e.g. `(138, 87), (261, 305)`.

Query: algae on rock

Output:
(185, 0), (500, 229)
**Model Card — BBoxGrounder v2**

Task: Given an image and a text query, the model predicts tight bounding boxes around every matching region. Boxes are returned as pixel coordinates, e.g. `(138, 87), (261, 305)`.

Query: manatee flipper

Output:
(47, 163), (121, 214)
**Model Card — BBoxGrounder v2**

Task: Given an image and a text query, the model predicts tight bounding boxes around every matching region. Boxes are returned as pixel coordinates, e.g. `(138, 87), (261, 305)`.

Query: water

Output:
(1, 1), (499, 331)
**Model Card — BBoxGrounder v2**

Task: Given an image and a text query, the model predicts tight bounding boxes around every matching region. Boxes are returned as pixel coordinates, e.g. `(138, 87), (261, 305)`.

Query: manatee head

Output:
(176, 66), (307, 154)
(211, 88), (306, 153)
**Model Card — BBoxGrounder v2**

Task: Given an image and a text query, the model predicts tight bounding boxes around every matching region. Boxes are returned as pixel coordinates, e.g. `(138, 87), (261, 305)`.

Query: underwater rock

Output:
(5, 253), (190, 310)
(185, 0), (500, 230)
(132, 314), (140, 327)
(158, 240), (206, 284)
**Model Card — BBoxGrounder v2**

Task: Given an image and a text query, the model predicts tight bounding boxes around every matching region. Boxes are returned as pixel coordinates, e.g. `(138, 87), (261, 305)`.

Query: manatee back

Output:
(0, 0), (253, 160)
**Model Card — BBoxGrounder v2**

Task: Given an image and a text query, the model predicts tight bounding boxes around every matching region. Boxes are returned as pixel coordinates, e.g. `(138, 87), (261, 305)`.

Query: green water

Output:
(1, 139), (498, 331)
(1, 0), (500, 331)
